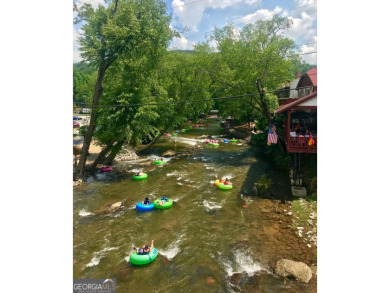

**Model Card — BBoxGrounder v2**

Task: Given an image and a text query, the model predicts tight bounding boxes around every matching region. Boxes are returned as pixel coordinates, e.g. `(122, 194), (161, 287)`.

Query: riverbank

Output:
(231, 197), (317, 291)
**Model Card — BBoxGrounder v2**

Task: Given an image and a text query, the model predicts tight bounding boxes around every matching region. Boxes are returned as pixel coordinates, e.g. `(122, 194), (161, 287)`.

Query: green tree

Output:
(73, 65), (96, 106)
(292, 59), (316, 76)
(197, 16), (297, 130)
(74, 0), (175, 177)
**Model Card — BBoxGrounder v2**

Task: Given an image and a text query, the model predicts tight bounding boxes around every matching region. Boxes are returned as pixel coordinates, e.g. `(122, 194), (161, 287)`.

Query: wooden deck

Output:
(287, 136), (317, 153)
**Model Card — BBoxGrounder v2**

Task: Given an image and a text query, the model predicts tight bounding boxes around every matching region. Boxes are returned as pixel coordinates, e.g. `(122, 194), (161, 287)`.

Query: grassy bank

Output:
(291, 194), (317, 228)
(290, 194), (317, 256)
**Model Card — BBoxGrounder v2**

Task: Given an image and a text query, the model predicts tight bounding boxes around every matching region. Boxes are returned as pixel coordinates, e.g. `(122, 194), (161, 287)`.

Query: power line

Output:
(172, 0), (205, 9)
(78, 85), (316, 108)
(75, 72), (317, 107)
(295, 41), (317, 47)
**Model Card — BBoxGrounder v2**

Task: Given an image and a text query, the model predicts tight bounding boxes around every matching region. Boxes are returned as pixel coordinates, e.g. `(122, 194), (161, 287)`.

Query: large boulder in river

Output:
(162, 150), (176, 157)
(94, 201), (124, 215)
(115, 145), (138, 161)
(177, 152), (193, 157)
(274, 259), (312, 283)
(138, 161), (153, 166)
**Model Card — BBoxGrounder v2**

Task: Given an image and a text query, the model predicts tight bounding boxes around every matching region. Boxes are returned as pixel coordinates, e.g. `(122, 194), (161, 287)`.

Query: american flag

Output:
(267, 124), (278, 145)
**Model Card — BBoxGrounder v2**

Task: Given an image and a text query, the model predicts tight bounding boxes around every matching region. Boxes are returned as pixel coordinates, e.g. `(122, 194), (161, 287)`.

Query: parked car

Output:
(73, 121), (80, 128)
(73, 116), (82, 120)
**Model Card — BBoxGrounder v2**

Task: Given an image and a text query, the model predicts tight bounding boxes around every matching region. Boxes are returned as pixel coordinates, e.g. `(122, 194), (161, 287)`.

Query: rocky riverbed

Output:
(232, 198), (317, 291)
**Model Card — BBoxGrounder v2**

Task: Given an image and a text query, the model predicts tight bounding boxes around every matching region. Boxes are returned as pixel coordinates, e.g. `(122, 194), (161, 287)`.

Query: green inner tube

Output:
(218, 183), (232, 190)
(154, 160), (166, 165)
(208, 142), (213, 145)
(129, 248), (158, 265)
(133, 174), (148, 180)
(181, 129), (186, 132)
(230, 139), (237, 143)
(153, 199), (173, 209)
(213, 143), (219, 146)
(172, 133), (177, 136)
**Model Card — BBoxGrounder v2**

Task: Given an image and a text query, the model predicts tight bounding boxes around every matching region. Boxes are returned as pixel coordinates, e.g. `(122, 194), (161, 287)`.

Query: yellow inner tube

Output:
(214, 179), (225, 186)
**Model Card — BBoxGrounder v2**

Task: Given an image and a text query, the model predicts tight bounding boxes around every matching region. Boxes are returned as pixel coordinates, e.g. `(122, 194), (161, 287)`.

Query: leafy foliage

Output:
(192, 16), (296, 131)
(73, 7), (314, 169)
(257, 174), (273, 195)
(73, 65), (96, 105)
(292, 59), (316, 76)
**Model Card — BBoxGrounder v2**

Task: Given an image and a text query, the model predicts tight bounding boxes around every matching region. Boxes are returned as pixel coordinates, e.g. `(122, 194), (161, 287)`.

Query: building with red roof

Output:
(278, 67), (317, 106)
(274, 68), (317, 154)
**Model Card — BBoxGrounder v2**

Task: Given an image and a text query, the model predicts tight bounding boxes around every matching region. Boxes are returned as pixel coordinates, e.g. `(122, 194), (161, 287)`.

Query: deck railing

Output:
(287, 136), (317, 153)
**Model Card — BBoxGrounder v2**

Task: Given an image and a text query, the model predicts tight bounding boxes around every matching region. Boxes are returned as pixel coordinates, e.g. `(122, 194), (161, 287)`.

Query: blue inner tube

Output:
(136, 202), (155, 211)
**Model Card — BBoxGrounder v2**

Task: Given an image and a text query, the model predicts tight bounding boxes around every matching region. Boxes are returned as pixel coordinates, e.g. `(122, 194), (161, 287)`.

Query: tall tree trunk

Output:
(256, 78), (285, 151)
(76, 65), (107, 178)
(87, 141), (115, 171)
(104, 140), (125, 165)
(256, 78), (272, 124)
(139, 128), (167, 152)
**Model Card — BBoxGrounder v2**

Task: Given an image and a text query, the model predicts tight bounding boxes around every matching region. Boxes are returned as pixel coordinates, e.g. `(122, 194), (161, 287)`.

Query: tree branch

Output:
(112, 0), (119, 15)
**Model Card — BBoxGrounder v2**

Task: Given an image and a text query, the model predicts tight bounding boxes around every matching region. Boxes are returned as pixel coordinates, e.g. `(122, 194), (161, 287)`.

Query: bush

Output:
(79, 125), (88, 136)
(257, 174), (273, 195)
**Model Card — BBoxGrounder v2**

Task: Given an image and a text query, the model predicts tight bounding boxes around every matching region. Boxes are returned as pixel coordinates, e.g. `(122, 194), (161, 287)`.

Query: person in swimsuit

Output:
(159, 195), (168, 206)
(127, 240), (154, 255)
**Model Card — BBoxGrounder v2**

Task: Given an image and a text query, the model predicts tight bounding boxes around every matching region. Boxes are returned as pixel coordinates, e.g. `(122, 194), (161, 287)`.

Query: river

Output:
(73, 117), (315, 292)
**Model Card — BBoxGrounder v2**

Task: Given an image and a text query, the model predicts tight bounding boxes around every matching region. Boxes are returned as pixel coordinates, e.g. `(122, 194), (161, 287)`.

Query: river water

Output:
(73, 118), (315, 292)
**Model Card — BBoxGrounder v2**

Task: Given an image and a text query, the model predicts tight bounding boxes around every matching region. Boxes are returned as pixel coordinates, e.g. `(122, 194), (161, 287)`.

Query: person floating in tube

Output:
(127, 240), (154, 255)
(159, 195), (168, 206)
(224, 178), (232, 185)
(143, 197), (150, 205)
(136, 170), (145, 176)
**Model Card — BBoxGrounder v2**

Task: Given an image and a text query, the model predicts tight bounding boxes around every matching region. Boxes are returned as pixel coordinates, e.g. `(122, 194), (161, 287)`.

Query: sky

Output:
(73, 0), (317, 64)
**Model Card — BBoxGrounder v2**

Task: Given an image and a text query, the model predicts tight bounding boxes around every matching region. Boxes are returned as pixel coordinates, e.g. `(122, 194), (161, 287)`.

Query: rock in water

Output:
(206, 276), (215, 285)
(274, 259), (312, 283)
(229, 273), (243, 286)
(94, 201), (124, 215)
(109, 201), (123, 212)
(162, 150), (176, 157)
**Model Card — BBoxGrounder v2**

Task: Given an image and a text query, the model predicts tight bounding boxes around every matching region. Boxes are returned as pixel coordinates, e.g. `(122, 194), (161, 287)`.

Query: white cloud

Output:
(284, 12), (316, 42)
(291, 0), (317, 18)
(74, 0), (105, 10)
(170, 36), (196, 50)
(237, 0), (317, 43)
(299, 36), (317, 64)
(239, 6), (282, 24)
(283, 0), (317, 41)
(244, 0), (260, 5)
(172, 0), (249, 31)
